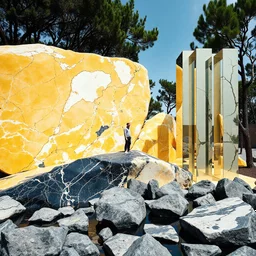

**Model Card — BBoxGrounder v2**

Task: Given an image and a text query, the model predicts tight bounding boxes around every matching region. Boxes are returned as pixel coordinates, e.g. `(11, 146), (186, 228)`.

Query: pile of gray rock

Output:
(1, 176), (256, 255)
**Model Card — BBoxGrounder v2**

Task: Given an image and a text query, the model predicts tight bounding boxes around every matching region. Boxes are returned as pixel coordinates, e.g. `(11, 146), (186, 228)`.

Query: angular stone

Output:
(193, 193), (216, 208)
(127, 179), (147, 198)
(156, 181), (184, 198)
(88, 198), (100, 207)
(58, 209), (89, 233)
(181, 189), (188, 196)
(181, 243), (222, 256)
(60, 248), (80, 256)
(0, 44), (150, 175)
(29, 207), (61, 223)
(64, 232), (100, 256)
(103, 233), (139, 256)
(0, 220), (17, 243)
(133, 113), (177, 163)
(149, 194), (188, 217)
(2, 226), (68, 256)
(58, 206), (75, 217)
(99, 227), (113, 242)
(215, 178), (251, 200)
(0, 151), (192, 211)
(145, 200), (155, 208)
(0, 196), (26, 222)
(243, 193), (256, 209)
(95, 187), (146, 230)
(123, 234), (170, 256)
(180, 197), (256, 246)
(144, 224), (179, 243)
(226, 246), (256, 256)
(147, 179), (159, 199)
(80, 206), (95, 215)
(233, 177), (253, 193)
(187, 180), (215, 199)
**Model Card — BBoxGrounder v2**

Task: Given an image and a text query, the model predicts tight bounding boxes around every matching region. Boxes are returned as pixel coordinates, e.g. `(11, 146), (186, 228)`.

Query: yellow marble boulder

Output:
(133, 113), (176, 162)
(0, 44), (150, 174)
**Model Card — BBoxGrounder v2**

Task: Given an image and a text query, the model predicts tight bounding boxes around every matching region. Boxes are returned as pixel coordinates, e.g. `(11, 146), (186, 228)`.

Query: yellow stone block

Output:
(238, 157), (247, 167)
(0, 44), (150, 174)
(133, 113), (176, 162)
(176, 65), (183, 159)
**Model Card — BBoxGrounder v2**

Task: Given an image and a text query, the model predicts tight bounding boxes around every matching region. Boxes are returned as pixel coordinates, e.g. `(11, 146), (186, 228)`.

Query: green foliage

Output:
(156, 79), (176, 114)
(239, 81), (256, 123)
(147, 79), (162, 119)
(192, 0), (256, 167)
(0, 0), (158, 61)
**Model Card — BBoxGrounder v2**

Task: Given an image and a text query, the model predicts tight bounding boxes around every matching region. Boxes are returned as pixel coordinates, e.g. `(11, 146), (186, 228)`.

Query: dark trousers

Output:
(124, 137), (131, 152)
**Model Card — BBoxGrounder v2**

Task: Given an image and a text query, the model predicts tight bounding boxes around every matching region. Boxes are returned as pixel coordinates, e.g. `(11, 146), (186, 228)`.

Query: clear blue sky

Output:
(121, 0), (237, 112)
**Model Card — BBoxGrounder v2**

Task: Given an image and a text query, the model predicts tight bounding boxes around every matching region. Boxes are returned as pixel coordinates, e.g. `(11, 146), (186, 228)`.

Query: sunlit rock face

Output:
(0, 44), (150, 174)
(0, 151), (192, 210)
(133, 113), (176, 163)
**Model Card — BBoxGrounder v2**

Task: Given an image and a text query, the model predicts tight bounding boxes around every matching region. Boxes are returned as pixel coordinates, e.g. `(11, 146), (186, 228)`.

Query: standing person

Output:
(124, 123), (131, 153)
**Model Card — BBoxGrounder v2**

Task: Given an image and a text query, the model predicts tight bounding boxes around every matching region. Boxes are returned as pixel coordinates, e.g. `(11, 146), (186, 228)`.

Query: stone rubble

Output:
(0, 176), (255, 255)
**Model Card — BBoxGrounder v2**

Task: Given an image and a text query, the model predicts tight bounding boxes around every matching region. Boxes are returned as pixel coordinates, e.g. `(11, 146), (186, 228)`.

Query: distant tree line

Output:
(0, 0), (158, 61)
(147, 79), (176, 119)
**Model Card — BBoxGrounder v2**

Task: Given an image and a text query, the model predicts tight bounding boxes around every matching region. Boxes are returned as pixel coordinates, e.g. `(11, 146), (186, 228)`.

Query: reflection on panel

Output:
(214, 50), (238, 175)
(176, 51), (193, 169)
(176, 48), (238, 182)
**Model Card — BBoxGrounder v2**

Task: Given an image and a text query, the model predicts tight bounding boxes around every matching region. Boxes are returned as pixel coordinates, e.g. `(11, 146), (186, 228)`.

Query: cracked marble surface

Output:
(0, 44), (150, 174)
(0, 151), (192, 210)
(133, 113), (177, 164)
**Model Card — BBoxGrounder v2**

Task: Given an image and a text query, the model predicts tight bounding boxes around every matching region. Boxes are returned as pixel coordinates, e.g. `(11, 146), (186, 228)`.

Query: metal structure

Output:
(176, 49), (238, 180)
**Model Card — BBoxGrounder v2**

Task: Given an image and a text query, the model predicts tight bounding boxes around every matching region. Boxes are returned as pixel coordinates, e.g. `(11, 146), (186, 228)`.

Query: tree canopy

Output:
(0, 0), (158, 61)
(156, 79), (176, 115)
(192, 0), (256, 167)
(147, 79), (162, 119)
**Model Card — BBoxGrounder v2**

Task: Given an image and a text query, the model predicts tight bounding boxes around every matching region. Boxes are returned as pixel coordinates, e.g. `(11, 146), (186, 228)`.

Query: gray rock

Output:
(0, 151), (192, 211)
(187, 180), (215, 199)
(29, 207), (61, 222)
(58, 209), (89, 233)
(2, 225), (68, 256)
(243, 193), (256, 209)
(181, 189), (188, 196)
(181, 243), (222, 256)
(226, 246), (256, 255)
(147, 179), (159, 199)
(215, 178), (251, 200)
(145, 200), (155, 208)
(64, 232), (100, 256)
(99, 227), (113, 242)
(156, 181), (184, 198)
(58, 206), (75, 217)
(193, 193), (216, 208)
(95, 187), (146, 230)
(0, 219), (17, 243)
(180, 197), (256, 246)
(233, 177), (253, 193)
(176, 167), (193, 189)
(0, 196), (26, 222)
(60, 248), (80, 256)
(123, 234), (171, 256)
(103, 233), (139, 256)
(144, 224), (179, 243)
(80, 206), (95, 215)
(127, 179), (147, 198)
(149, 194), (188, 217)
(88, 197), (100, 206)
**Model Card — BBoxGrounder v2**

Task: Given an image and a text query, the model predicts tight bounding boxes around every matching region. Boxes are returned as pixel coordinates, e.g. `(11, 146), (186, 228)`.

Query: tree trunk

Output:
(242, 86), (254, 167)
